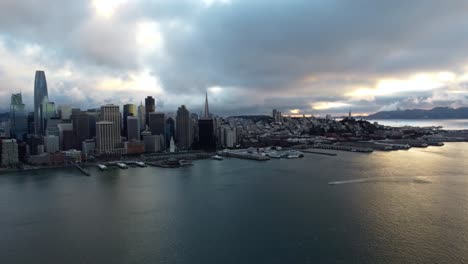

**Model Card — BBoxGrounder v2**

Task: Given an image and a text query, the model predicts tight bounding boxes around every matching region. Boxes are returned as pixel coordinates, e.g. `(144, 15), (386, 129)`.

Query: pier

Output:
(302, 150), (338, 156)
(219, 151), (270, 161)
(313, 144), (374, 153)
(74, 163), (90, 176)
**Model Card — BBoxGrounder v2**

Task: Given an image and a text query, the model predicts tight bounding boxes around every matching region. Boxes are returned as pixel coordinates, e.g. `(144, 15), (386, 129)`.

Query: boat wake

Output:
(328, 177), (432, 185)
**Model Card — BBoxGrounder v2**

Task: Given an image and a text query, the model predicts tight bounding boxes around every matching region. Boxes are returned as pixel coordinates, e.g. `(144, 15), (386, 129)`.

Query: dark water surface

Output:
(1, 143), (468, 263)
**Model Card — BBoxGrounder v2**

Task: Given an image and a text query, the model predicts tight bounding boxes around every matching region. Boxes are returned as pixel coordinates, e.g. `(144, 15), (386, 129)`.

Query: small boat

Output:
(117, 163), (128, 169)
(179, 160), (193, 166)
(267, 152), (281, 159)
(135, 161), (147, 167)
(97, 164), (108, 171)
(211, 155), (223, 160)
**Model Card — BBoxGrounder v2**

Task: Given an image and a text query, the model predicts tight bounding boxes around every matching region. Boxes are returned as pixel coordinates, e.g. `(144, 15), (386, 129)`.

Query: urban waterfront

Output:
(1, 142), (468, 263)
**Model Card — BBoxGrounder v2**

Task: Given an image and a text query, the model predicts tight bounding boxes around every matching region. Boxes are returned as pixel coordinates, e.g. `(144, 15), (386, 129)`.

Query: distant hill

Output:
(366, 107), (468, 119)
(228, 115), (274, 122)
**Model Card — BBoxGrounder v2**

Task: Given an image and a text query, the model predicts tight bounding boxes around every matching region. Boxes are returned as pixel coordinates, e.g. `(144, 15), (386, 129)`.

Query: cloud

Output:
(2, 0), (468, 115)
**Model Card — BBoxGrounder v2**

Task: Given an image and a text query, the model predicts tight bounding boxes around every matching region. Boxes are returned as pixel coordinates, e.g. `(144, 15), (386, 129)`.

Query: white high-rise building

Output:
(224, 126), (237, 148)
(96, 104), (121, 154)
(43, 135), (59, 153)
(169, 137), (176, 153)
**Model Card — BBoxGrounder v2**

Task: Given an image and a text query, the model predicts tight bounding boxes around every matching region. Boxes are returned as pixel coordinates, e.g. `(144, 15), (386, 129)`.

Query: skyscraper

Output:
(127, 116), (139, 141)
(199, 92), (216, 150)
(72, 111), (91, 150)
(40, 96), (56, 135)
(145, 96), (155, 126)
(203, 91), (210, 119)
(138, 101), (146, 130)
(96, 104), (121, 153)
(165, 117), (175, 147)
(123, 104), (137, 137)
(10, 92), (27, 139)
(34, 70), (48, 136)
(149, 113), (165, 136)
(176, 105), (192, 150)
(149, 112), (165, 150)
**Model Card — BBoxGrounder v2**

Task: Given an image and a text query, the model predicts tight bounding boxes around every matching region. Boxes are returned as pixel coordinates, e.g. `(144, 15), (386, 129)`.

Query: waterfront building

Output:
(127, 116), (139, 141)
(145, 96), (155, 126)
(169, 137), (175, 153)
(86, 110), (99, 138)
(224, 126), (237, 148)
(43, 135), (59, 153)
(149, 112), (165, 135)
(63, 149), (82, 163)
(143, 134), (162, 153)
(125, 141), (145, 155)
(176, 105), (192, 150)
(82, 139), (95, 157)
(96, 121), (116, 154)
(0, 139), (19, 166)
(199, 119), (216, 150)
(72, 111), (91, 150)
(17, 142), (28, 162)
(57, 123), (74, 151)
(10, 92), (27, 140)
(198, 92), (216, 150)
(148, 113), (165, 150)
(96, 104), (122, 154)
(123, 104), (137, 137)
(28, 135), (43, 155)
(137, 101), (146, 131)
(34, 70), (48, 135)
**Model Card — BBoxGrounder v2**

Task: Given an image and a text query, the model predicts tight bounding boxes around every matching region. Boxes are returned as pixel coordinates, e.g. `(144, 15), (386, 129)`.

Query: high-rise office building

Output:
(143, 134), (162, 153)
(176, 105), (192, 150)
(127, 116), (139, 141)
(40, 96), (56, 135)
(138, 101), (146, 130)
(123, 104), (137, 137)
(34, 70), (48, 135)
(165, 117), (175, 147)
(96, 121), (114, 153)
(10, 92), (27, 139)
(145, 96), (155, 126)
(96, 105), (121, 153)
(203, 91), (210, 119)
(198, 92), (216, 150)
(58, 123), (74, 151)
(72, 111), (91, 150)
(149, 112), (165, 135)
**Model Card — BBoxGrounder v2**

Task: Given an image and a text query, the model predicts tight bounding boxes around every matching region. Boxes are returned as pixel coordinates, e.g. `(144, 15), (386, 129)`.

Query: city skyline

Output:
(2, 1), (468, 116)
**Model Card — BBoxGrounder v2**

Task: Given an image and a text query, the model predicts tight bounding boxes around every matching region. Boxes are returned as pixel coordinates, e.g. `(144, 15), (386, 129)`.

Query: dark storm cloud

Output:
(1, 0), (468, 114)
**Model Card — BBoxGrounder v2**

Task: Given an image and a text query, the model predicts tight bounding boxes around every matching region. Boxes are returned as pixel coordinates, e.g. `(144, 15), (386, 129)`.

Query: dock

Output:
(302, 150), (337, 156)
(219, 151), (270, 161)
(74, 163), (90, 176)
(312, 144), (374, 153)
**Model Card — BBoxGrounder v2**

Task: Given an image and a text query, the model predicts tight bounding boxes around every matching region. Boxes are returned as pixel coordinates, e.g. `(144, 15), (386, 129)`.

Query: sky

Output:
(1, 0), (468, 116)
